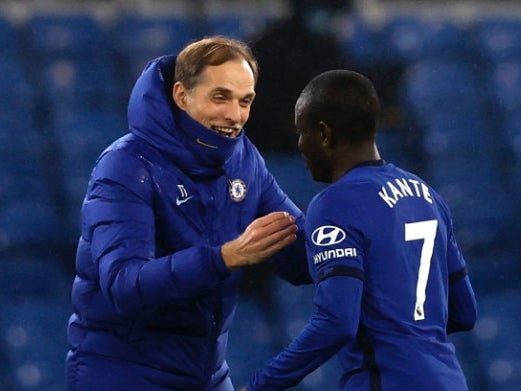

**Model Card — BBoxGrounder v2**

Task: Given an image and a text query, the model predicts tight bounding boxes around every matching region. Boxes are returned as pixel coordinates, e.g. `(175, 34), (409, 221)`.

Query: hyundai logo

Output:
(311, 225), (346, 246)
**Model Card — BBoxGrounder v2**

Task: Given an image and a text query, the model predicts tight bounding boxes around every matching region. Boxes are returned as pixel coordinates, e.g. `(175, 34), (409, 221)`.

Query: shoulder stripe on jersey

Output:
(449, 266), (468, 285)
(317, 266), (364, 284)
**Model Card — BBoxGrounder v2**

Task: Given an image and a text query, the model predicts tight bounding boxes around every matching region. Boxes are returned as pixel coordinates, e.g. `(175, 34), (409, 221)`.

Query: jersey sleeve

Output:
(446, 221), (477, 333)
(248, 275), (363, 390)
(305, 187), (366, 283)
(437, 198), (477, 333)
(247, 188), (364, 390)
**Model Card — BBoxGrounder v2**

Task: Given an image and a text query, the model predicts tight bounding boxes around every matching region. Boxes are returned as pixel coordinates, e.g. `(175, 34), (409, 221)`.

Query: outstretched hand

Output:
(221, 211), (298, 271)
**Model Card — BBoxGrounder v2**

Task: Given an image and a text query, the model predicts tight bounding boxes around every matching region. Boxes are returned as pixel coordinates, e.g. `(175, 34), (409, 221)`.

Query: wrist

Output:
(220, 241), (242, 271)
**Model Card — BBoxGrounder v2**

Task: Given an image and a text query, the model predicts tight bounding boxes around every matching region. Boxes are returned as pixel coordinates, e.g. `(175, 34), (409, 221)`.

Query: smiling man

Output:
(65, 36), (311, 391)
(173, 49), (256, 140)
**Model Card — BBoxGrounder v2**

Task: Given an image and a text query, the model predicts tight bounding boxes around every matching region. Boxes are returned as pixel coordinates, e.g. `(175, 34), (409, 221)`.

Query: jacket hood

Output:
(127, 55), (244, 179)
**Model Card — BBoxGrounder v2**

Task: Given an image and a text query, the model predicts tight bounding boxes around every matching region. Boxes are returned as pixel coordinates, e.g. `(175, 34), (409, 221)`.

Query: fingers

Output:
(244, 212), (298, 259)
(250, 211), (295, 229)
(221, 211), (299, 270)
(252, 219), (298, 250)
(259, 226), (298, 255)
(247, 212), (296, 241)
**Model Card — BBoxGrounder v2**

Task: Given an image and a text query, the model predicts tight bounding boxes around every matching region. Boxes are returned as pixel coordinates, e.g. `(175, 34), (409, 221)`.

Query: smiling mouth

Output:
(211, 126), (241, 138)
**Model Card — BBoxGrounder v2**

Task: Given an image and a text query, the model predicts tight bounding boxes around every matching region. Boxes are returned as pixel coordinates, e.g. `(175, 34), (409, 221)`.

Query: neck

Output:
(331, 143), (381, 182)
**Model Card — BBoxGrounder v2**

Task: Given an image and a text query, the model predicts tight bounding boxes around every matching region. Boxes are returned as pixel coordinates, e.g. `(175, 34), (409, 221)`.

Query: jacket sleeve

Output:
(84, 149), (231, 317)
(248, 276), (362, 390)
(446, 228), (477, 333)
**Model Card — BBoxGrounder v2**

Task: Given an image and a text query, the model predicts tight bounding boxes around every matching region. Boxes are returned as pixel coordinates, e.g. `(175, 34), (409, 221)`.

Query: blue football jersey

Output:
(248, 161), (476, 391)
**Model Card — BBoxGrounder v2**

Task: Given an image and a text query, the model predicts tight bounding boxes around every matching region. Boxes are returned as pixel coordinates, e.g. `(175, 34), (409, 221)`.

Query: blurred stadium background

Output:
(0, 0), (520, 389)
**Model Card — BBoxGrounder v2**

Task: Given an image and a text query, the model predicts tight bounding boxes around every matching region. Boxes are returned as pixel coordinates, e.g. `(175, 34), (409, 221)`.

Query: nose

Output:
(225, 101), (247, 124)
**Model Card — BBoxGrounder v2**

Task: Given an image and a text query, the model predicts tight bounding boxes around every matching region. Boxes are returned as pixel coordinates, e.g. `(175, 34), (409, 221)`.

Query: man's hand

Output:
(221, 211), (298, 271)
(238, 387), (247, 391)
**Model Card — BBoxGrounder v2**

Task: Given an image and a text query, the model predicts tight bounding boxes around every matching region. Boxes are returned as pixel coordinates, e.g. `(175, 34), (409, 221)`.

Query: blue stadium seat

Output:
(400, 59), (487, 118)
(0, 58), (33, 130)
(0, 297), (71, 391)
(398, 59), (507, 235)
(24, 13), (108, 60)
(0, 256), (71, 389)
(380, 16), (478, 65)
(205, 12), (279, 41)
(272, 279), (315, 339)
(37, 56), (122, 115)
(376, 126), (417, 170)
(0, 254), (71, 299)
(0, 123), (61, 252)
(52, 110), (126, 231)
(504, 111), (521, 159)
(424, 152), (515, 252)
(419, 113), (498, 158)
(0, 14), (20, 60)
(205, 15), (248, 40)
(421, 20), (478, 62)
(263, 153), (324, 211)
(399, 59), (508, 250)
(269, 280), (342, 390)
(339, 17), (384, 69)
(469, 291), (521, 391)
(0, 201), (61, 254)
(110, 14), (198, 83)
(450, 274), (521, 391)
(448, 330), (487, 391)
(343, 16), (477, 68)
(467, 250), (521, 294)
(488, 61), (521, 192)
(227, 297), (282, 387)
(380, 15), (430, 65)
(472, 17), (521, 64)
(440, 191), (513, 252)
(23, 14), (123, 115)
(0, 342), (14, 389)
(490, 60), (521, 113)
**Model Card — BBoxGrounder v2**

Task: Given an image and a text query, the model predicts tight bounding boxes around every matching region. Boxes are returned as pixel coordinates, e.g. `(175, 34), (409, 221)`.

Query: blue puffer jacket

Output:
(66, 55), (309, 390)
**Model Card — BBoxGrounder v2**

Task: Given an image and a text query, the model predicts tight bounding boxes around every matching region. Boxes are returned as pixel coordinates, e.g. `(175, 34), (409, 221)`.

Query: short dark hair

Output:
(175, 36), (259, 89)
(297, 70), (381, 144)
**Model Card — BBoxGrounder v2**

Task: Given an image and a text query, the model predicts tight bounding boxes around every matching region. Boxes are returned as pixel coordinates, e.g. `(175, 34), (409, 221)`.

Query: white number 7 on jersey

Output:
(405, 219), (438, 321)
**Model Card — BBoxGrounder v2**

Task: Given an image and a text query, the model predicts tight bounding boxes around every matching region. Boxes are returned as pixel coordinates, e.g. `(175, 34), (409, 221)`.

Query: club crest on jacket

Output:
(228, 179), (247, 202)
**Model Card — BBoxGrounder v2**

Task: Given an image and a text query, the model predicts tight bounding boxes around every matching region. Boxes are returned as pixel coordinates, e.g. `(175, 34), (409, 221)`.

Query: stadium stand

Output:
(109, 13), (200, 88)
(0, 2), (520, 389)
(0, 14), (20, 60)
(0, 254), (71, 391)
(472, 17), (521, 64)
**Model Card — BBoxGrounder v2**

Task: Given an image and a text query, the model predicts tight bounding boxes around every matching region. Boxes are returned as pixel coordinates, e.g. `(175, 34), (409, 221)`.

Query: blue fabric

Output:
(248, 162), (477, 391)
(66, 350), (234, 391)
(66, 55), (310, 390)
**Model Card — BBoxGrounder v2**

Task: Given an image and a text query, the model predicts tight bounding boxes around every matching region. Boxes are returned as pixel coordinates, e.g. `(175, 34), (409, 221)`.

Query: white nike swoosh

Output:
(176, 196), (193, 206)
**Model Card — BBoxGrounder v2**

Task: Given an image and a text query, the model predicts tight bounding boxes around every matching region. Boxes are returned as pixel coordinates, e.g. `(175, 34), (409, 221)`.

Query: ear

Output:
(318, 121), (334, 148)
(172, 81), (188, 110)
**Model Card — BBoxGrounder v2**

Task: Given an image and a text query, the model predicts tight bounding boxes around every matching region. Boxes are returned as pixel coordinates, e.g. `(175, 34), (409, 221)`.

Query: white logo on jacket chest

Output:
(176, 184), (192, 206)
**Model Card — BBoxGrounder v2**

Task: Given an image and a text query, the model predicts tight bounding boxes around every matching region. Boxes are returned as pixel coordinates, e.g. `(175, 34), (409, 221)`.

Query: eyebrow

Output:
(211, 87), (256, 99)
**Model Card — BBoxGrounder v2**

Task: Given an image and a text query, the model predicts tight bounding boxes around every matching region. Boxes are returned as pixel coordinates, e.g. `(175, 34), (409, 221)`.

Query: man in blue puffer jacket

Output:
(65, 36), (311, 391)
